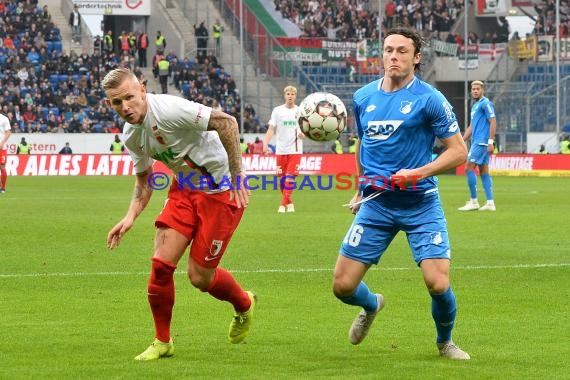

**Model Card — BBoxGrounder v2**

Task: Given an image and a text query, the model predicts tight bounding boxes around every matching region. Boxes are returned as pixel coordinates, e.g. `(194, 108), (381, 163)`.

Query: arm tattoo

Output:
(208, 111), (242, 179)
(131, 170), (152, 217)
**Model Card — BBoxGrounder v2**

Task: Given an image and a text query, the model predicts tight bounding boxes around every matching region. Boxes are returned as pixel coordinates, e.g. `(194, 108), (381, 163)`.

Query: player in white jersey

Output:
(102, 68), (256, 361)
(263, 85), (304, 213)
(0, 113), (12, 193)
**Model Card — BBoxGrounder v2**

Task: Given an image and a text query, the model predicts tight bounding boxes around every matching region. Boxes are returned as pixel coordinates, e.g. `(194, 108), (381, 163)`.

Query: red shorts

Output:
(0, 150), (7, 165)
(276, 154), (301, 177)
(155, 184), (245, 268)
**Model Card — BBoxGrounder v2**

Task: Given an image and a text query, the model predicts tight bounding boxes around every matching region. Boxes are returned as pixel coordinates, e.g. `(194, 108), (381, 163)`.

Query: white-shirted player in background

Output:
(263, 85), (305, 213)
(102, 67), (256, 361)
(0, 113), (12, 193)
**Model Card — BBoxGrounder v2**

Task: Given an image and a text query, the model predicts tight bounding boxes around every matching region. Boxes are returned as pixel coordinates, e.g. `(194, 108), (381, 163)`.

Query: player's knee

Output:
(332, 278), (355, 299)
(187, 271), (208, 290)
(426, 278), (449, 294)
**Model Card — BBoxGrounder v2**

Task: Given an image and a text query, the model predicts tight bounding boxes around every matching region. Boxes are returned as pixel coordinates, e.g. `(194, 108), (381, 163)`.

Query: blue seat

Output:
(40, 107), (49, 120)
(92, 123), (104, 133)
(180, 83), (190, 96)
(49, 107), (60, 116)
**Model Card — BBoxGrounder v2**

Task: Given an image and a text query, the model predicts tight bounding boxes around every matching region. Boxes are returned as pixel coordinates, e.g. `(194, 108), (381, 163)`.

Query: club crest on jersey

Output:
(366, 120), (404, 140)
(151, 125), (167, 145)
(210, 240), (224, 256)
(400, 101), (412, 114)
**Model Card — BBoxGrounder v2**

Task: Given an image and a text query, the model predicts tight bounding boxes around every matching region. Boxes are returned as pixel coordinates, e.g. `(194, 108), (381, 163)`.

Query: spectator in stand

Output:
(157, 55), (170, 94)
(22, 104), (37, 124)
(68, 4), (81, 45)
(251, 137), (263, 153)
(110, 134), (125, 154)
(194, 22), (209, 58)
(17, 137), (31, 154)
(103, 30), (114, 54)
(155, 30), (166, 54)
(385, 0), (396, 29)
(59, 142), (72, 154)
(118, 31), (130, 57)
(137, 31), (149, 67)
(468, 31), (479, 45)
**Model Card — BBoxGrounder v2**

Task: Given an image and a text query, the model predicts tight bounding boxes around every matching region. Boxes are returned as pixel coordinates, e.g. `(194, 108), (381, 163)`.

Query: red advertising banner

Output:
(4, 154), (357, 176)
(8, 154), (569, 177)
(456, 154), (570, 176)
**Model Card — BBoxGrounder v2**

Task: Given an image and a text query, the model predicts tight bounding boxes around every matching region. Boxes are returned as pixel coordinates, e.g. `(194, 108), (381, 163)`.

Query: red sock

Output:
(283, 188), (293, 205)
(148, 257), (176, 342)
(205, 268), (251, 312)
(280, 178), (293, 205)
(0, 168), (6, 189)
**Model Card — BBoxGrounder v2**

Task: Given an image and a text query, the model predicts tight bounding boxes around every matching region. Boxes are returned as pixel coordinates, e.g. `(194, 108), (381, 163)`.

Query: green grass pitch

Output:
(1, 175), (569, 379)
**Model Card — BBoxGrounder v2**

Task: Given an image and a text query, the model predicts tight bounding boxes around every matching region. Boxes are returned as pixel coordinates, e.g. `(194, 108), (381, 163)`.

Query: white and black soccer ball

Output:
(297, 92), (347, 142)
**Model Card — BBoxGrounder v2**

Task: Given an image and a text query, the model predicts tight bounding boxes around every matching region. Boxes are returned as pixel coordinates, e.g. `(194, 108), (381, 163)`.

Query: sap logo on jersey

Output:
(366, 120), (404, 140)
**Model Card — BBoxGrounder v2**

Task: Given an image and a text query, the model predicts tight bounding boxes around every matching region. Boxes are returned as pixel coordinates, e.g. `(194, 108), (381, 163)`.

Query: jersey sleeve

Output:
(174, 96), (212, 131)
(483, 99), (496, 120)
(123, 124), (153, 174)
(152, 94), (212, 132)
(0, 115), (11, 133)
(352, 96), (364, 139)
(426, 91), (460, 140)
(268, 107), (277, 129)
(128, 147), (153, 174)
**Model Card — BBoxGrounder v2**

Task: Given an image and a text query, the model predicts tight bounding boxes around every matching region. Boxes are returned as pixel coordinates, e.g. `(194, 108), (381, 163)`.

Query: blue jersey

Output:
(470, 96), (495, 146)
(353, 76), (459, 194)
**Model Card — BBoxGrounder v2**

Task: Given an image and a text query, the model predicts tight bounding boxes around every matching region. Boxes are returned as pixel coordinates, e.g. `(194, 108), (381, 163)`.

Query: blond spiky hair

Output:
(283, 85), (297, 94)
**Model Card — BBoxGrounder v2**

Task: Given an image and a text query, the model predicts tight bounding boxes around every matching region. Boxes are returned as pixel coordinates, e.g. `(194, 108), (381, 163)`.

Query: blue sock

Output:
(466, 170), (477, 199)
(481, 173), (494, 201)
(338, 282), (378, 312)
(431, 287), (456, 344)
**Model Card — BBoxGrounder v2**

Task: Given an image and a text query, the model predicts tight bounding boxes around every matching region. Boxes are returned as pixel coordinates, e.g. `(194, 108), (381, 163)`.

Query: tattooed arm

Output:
(107, 169), (153, 249)
(207, 110), (249, 208)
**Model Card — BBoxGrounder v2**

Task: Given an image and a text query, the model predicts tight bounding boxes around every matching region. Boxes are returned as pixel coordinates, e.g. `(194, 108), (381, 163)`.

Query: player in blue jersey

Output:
(331, 27), (470, 360)
(458, 80), (497, 211)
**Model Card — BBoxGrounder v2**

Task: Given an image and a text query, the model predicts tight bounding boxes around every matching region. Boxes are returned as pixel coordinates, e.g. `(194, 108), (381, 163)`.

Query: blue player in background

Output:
(458, 80), (497, 211)
(331, 27), (470, 360)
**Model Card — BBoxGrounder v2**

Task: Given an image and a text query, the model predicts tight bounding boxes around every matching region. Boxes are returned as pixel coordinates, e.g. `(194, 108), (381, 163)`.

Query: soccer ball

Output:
(297, 92), (347, 142)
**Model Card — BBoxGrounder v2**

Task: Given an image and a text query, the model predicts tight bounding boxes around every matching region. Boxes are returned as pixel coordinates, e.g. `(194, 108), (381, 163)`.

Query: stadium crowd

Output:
(0, 0), (264, 134)
(3, 0), (564, 136)
(274, 0), (465, 40)
(531, 0), (570, 36)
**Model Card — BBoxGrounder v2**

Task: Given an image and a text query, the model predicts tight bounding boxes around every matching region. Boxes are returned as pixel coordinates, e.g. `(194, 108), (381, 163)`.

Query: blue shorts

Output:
(340, 191), (451, 266)
(468, 144), (490, 166)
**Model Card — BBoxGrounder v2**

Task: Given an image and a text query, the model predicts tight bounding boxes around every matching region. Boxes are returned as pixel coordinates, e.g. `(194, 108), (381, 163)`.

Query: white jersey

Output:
(0, 114), (11, 150)
(268, 104), (302, 154)
(124, 93), (231, 191)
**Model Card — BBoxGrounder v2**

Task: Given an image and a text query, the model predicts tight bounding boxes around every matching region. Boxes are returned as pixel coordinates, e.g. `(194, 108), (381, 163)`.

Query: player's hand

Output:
(393, 168), (423, 189)
(106, 218), (134, 249)
(487, 144), (494, 154)
(297, 131), (305, 139)
(230, 172), (251, 208)
(348, 192), (362, 215)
